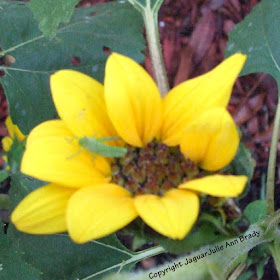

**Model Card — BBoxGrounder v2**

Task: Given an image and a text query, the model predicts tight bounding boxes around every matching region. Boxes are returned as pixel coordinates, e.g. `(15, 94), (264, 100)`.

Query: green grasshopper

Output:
(79, 136), (127, 157)
(68, 136), (127, 159)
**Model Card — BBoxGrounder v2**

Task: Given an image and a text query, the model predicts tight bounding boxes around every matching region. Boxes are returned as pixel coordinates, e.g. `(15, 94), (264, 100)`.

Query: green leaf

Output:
(29, 0), (80, 38)
(244, 200), (267, 224)
(224, 144), (255, 180)
(9, 172), (46, 210)
(0, 0), (145, 134)
(9, 225), (137, 280)
(132, 234), (147, 251)
(0, 169), (9, 184)
(223, 144), (255, 199)
(0, 223), (42, 280)
(6, 138), (25, 174)
(226, 0), (280, 87)
(256, 263), (265, 279)
(237, 271), (253, 280)
(246, 243), (269, 267)
(0, 194), (9, 210)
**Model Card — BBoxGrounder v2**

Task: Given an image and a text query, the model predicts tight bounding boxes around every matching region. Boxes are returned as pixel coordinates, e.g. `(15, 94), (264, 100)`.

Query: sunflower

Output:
(11, 53), (247, 244)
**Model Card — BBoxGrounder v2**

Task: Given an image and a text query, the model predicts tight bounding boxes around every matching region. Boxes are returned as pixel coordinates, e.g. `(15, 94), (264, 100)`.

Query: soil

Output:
(0, 0), (279, 278)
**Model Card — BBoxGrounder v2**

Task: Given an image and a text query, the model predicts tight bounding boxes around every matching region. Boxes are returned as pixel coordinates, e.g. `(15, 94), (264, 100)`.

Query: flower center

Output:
(111, 141), (201, 196)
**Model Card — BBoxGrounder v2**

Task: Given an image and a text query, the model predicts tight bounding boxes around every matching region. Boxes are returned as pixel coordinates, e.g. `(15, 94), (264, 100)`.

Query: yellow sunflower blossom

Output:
(11, 53), (248, 244)
(2, 116), (25, 169)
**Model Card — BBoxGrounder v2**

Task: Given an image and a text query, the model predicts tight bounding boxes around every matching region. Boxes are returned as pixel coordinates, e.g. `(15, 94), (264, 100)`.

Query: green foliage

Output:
(103, 223), (272, 280)
(131, 219), (229, 255)
(0, 194), (10, 210)
(6, 138), (26, 174)
(223, 143), (255, 199)
(226, 0), (280, 87)
(244, 200), (267, 224)
(0, 0), (145, 134)
(224, 144), (255, 180)
(0, 222), (42, 280)
(6, 135), (43, 210)
(237, 271), (253, 280)
(8, 226), (136, 280)
(256, 264), (265, 280)
(29, 0), (80, 38)
(9, 172), (46, 210)
(245, 244), (270, 280)
(0, 170), (9, 184)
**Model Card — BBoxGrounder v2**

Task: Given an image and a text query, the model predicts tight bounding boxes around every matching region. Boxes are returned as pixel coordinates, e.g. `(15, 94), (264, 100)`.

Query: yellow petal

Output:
(179, 175), (247, 197)
(180, 108), (239, 171)
(14, 126), (25, 142)
(21, 120), (110, 188)
(2, 136), (13, 152)
(134, 189), (199, 240)
(5, 116), (25, 141)
(67, 184), (137, 243)
(104, 53), (162, 147)
(51, 70), (117, 138)
(5, 116), (15, 139)
(162, 53), (246, 145)
(11, 184), (75, 234)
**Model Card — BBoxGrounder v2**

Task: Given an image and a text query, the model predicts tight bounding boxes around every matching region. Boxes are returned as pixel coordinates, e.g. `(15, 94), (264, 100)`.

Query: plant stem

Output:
(262, 209), (280, 233)
(142, 7), (170, 97)
(266, 98), (280, 214)
(269, 243), (280, 279)
(227, 263), (246, 280)
(133, 245), (166, 261)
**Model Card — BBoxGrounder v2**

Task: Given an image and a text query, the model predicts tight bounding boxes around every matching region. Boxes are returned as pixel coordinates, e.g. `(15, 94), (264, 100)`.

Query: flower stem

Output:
(266, 97), (280, 214)
(127, 0), (169, 96)
(142, 5), (170, 97)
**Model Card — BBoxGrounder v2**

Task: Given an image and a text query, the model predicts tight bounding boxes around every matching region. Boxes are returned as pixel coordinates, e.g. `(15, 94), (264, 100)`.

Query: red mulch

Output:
(1, 0), (279, 278)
